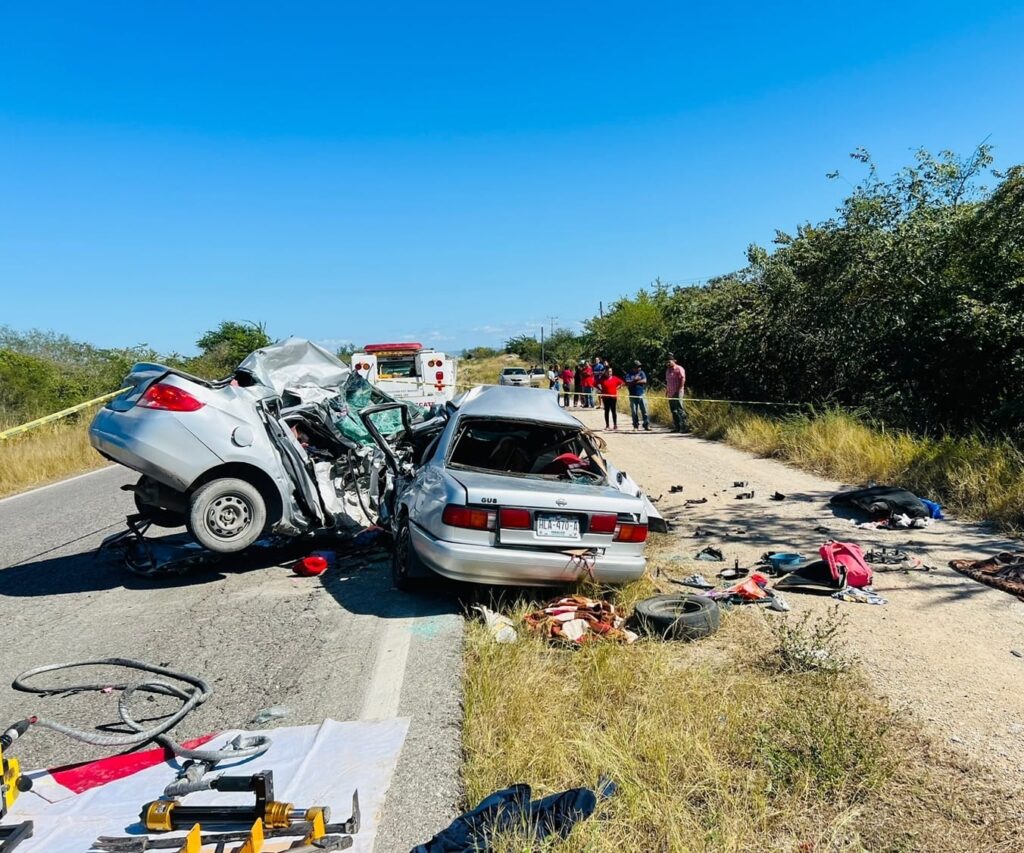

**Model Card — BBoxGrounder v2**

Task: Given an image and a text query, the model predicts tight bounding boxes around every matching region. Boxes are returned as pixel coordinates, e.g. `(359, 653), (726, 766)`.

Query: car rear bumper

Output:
(411, 524), (645, 587)
(89, 408), (223, 492)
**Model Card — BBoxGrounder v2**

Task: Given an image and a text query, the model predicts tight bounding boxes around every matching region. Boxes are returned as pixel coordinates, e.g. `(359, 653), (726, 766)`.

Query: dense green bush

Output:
(589, 147), (1024, 435)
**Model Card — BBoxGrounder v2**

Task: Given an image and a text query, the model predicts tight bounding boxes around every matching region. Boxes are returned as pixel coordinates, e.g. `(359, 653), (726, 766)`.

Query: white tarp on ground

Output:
(7, 718), (409, 852)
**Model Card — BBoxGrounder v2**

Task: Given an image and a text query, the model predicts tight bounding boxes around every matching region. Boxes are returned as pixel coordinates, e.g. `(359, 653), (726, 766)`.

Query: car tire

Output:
(629, 594), (721, 641)
(392, 517), (426, 591)
(187, 478), (266, 554)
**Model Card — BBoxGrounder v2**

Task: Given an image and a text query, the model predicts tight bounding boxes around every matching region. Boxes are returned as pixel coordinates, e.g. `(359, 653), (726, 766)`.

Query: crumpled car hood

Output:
(237, 337), (350, 396)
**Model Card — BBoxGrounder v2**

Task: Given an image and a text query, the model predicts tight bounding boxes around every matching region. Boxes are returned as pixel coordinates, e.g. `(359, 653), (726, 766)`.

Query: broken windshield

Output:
(447, 418), (604, 482)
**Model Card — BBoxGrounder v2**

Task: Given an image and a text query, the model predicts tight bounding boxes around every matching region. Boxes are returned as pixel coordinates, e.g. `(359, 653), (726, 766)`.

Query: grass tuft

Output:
(0, 409), (106, 497)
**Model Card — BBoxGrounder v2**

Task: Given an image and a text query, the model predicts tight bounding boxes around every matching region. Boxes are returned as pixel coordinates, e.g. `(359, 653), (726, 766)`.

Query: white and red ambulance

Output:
(349, 342), (457, 408)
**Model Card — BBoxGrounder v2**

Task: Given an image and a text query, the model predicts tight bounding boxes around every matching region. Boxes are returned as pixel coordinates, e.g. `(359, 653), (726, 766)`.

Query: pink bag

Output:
(820, 541), (874, 588)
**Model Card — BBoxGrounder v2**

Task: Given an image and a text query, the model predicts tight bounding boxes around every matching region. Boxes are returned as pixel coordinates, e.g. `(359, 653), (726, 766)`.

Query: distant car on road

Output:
(528, 367), (547, 387)
(498, 367), (530, 387)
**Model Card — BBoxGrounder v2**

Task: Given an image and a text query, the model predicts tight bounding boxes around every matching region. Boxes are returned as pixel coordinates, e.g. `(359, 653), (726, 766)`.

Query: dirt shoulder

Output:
(575, 409), (1024, 778)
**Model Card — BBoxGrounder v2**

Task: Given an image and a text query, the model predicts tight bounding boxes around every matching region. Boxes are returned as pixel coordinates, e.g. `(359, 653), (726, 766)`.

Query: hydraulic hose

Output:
(11, 658), (271, 764)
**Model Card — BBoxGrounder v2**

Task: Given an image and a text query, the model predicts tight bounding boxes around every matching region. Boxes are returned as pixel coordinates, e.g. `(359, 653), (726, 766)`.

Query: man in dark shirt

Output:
(624, 360), (650, 430)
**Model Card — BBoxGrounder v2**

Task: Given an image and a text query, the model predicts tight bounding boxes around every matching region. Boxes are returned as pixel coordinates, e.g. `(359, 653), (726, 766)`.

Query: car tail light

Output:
(435, 371), (444, 381)
(137, 383), (205, 412)
(614, 522), (648, 543)
(442, 505), (495, 531)
(499, 508), (531, 529)
(589, 513), (617, 534)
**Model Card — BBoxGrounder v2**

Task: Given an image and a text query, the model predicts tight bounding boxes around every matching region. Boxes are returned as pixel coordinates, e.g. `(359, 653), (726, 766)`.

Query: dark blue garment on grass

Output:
(410, 779), (615, 853)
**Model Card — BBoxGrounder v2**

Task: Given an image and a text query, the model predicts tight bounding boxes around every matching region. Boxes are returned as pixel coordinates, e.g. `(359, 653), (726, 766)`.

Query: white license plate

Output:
(536, 513), (581, 539)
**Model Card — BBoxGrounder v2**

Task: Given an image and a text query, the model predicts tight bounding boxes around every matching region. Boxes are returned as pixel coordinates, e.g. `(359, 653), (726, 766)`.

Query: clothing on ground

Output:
(411, 780), (614, 853)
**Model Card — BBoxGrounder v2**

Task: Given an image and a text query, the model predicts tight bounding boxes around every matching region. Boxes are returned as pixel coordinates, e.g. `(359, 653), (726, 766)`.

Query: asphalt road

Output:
(0, 465), (463, 852)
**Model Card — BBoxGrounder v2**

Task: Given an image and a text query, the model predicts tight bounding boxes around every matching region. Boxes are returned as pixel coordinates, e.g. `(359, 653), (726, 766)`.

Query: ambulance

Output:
(350, 342), (457, 408)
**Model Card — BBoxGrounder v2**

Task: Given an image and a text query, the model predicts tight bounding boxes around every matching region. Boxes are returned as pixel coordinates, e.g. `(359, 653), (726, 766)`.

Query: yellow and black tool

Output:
(141, 770), (330, 832)
(0, 719), (34, 819)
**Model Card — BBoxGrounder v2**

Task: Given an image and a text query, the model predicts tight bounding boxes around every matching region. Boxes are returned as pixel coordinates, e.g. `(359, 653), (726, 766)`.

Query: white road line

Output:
(0, 465), (116, 505)
(359, 617), (414, 720)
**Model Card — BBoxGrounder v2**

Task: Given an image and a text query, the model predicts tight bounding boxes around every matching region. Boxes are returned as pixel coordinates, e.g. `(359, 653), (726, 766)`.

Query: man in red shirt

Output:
(665, 353), (689, 432)
(581, 360), (595, 409)
(598, 366), (626, 430)
(559, 365), (574, 408)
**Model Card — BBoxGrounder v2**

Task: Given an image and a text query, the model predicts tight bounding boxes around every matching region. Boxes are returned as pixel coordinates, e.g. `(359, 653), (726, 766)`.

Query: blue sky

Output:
(2, 1), (1023, 355)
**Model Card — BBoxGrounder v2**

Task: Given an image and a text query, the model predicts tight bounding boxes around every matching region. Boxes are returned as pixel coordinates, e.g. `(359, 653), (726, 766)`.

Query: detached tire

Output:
(630, 594), (720, 641)
(187, 478), (266, 554)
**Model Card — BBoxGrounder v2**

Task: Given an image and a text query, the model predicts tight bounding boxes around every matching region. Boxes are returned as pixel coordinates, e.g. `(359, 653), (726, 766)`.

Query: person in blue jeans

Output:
(624, 360), (650, 430)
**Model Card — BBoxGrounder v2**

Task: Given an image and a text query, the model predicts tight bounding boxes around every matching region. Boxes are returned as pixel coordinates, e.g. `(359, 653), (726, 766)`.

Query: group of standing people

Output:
(546, 353), (689, 432)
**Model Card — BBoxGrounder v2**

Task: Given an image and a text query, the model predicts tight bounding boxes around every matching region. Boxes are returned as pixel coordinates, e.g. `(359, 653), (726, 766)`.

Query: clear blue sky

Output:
(2, 1), (1023, 355)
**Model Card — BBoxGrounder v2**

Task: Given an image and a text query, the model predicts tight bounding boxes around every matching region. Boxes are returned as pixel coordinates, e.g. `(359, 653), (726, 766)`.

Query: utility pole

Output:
(540, 326), (545, 367)
(547, 316), (558, 336)
(599, 301), (604, 318)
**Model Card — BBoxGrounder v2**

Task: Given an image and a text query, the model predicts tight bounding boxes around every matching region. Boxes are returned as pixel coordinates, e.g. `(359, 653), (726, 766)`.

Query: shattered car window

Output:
(447, 419), (605, 481)
(331, 372), (415, 446)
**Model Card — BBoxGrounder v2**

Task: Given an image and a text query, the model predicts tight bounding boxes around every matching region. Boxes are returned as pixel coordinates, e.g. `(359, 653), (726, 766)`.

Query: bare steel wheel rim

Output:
(206, 494), (253, 539)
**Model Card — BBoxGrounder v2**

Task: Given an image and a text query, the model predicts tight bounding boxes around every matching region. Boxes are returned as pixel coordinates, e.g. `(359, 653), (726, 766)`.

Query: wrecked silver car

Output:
(90, 338), (419, 553)
(363, 385), (663, 588)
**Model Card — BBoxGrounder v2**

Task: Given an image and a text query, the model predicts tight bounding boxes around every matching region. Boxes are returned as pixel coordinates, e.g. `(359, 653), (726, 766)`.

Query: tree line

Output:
(507, 146), (1023, 436)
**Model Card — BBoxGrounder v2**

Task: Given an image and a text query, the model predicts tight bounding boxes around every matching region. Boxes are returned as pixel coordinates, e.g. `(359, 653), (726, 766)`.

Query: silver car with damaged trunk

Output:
(364, 385), (663, 588)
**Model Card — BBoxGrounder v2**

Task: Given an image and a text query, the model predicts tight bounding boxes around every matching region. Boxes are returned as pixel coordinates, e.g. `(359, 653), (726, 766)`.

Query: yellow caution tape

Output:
(0, 389), (122, 441)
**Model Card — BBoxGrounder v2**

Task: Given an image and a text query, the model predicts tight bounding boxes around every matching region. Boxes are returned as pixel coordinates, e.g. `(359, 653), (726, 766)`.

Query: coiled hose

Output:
(12, 658), (271, 765)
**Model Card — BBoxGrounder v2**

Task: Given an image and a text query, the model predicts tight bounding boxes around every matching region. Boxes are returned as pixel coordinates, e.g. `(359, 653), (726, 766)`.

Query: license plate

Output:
(536, 513), (581, 539)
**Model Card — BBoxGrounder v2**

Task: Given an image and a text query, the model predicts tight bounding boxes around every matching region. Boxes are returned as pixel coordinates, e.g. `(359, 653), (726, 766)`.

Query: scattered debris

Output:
(524, 596), (637, 645)
(763, 552), (804, 574)
(411, 779), (615, 853)
(813, 525), (831, 534)
(692, 526), (713, 538)
(775, 541), (874, 592)
(473, 605), (517, 644)
(629, 594), (720, 640)
(733, 481), (748, 488)
(832, 586), (888, 605)
(669, 484), (684, 493)
(950, 551), (1024, 601)
(685, 497), (708, 506)
(673, 573), (714, 590)
(294, 554), (329, 576)
(735, 490), (755, 500)
(770, 491), (786, 501)
(1011, 649), (1023, 659)
(250, 705), (292, 725)
(695, 546), (724, 562)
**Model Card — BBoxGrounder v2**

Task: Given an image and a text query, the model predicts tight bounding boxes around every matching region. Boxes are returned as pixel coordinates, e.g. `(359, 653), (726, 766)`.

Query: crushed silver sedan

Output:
(365, 385), (664, 588)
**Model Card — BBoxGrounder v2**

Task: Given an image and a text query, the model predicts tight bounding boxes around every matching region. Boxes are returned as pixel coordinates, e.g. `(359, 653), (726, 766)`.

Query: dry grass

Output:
(0, 411), (106, 497)
(457, 354), (528, 390)
(463, 581), (1024, 852)
(645, 397), (1024, 530)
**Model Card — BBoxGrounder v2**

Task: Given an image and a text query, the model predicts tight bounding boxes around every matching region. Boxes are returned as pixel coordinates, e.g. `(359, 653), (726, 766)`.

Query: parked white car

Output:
(498, 367), (530, 387)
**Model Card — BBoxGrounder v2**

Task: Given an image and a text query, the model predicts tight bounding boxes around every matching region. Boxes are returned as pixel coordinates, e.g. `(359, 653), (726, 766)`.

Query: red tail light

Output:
(589, 514), (618, 534)
(499, 508), (531, 529)
(614, 522), (648, 543)
(435, 371), (444, 381)
(442, 505), (495, 531)
(137, 383), (204, 412)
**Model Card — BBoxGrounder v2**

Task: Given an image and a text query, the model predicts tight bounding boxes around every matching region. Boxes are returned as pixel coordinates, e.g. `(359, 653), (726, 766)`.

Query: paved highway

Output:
(0, 465), (462, 851)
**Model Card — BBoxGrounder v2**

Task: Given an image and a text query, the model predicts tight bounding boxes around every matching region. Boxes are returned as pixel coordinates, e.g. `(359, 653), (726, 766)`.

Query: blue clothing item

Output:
(411, 779), (615, 853)
(920, 498), (945, 519)
(624, 369), (647, 395)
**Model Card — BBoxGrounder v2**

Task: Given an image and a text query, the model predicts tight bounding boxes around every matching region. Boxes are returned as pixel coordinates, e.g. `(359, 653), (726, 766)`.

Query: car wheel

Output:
(187, 478), (266, 553)
(133, 491), (186, 528)
(629, 594), (721, 641)
(392, 517), (425, 591)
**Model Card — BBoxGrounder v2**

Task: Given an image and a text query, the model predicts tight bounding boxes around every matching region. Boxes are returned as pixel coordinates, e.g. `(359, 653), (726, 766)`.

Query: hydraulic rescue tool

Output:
(141, 770), (333, 832)
(0, 719), (34, 818)
(0, 822), (33, 853)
